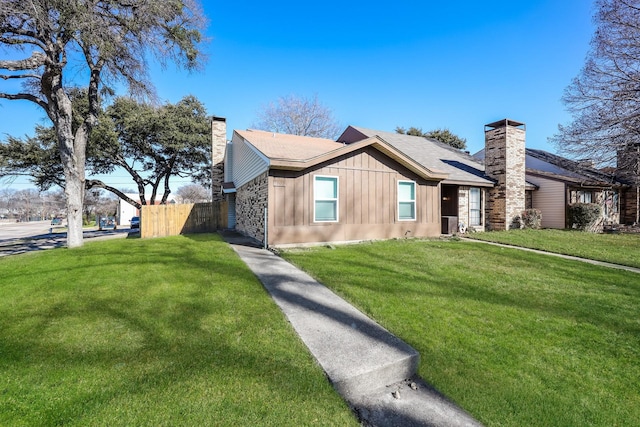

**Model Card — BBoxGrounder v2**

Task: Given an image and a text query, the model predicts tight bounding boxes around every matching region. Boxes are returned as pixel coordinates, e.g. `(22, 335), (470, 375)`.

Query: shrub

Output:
(521, 209), (542, 229)
(568, 203), (601, 232)
(510, 215), (523, 230)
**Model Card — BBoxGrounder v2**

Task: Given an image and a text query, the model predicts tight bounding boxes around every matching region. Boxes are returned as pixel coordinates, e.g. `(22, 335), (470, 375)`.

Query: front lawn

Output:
(281, 238), (640, 427)
(467, 229), (640, 268)
(0, 235), (357, 426)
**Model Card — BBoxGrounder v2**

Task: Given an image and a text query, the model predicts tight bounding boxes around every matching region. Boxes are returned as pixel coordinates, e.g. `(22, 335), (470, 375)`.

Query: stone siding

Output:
(458, 186), (469, 229)
(235, 172), (268, 242)
(484, 122), (526, 230)
(458, 186), (486, 232)
(211, 117), (226, 202)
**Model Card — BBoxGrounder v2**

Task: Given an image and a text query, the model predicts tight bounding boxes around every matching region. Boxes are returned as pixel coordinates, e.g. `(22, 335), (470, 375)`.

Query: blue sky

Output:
(1, 0), (595, 191)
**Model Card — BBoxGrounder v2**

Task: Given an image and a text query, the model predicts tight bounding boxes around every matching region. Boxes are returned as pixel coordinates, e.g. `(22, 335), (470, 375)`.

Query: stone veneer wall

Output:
(457, 186), (486, 232)
(211, 117), (226, 202)
(235, 172), (268, 242)
(484, 122), (526, 230)
(458, 186), (469, 229)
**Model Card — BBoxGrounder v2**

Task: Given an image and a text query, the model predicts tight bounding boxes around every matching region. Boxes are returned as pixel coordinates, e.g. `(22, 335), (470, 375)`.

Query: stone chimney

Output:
(484, 119), (526, 230)
(211, 117), (226, 202)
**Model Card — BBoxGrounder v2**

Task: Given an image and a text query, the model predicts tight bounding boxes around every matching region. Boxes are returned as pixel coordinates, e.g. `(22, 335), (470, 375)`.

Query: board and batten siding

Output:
(267, 146), (441, 245)
(527, 175), (566, 228)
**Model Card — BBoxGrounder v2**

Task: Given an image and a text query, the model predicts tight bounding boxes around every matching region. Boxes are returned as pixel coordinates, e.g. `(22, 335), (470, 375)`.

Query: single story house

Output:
(213, 123), (448, 245)
(211, 117), (638, 246)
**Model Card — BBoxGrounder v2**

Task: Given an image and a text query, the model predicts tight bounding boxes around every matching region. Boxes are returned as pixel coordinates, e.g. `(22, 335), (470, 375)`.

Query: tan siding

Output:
(267, 147), (441, 245)
(346, 169), (354, 223)
(527, 175), (566, 228)
(294, 175), (304, 226)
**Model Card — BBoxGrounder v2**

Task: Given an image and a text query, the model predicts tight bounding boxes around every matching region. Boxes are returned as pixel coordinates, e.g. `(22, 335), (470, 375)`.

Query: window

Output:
(572, 190), (594, 204)
(469, 187), (482, 226)
(604, 191), (619, 217)
(398, 180), (416, 221)
(314, 176), (338, 222)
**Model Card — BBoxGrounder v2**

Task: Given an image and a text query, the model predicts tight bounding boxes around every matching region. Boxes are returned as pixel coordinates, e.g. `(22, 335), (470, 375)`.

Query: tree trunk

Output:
(53, 88), (87, 248)
(64, 170), (85, 248)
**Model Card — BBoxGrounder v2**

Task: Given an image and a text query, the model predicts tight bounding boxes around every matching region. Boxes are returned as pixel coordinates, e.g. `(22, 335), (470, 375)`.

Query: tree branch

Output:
(0, 92), (47, 110)
(0, 52), (47, 71)
(86, 179), (142, 209)
(0, 73), (42, 80)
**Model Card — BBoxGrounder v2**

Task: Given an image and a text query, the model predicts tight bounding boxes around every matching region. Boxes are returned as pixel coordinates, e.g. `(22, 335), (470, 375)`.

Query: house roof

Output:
(235, 129), (343, 161)
(237, 129), (448, 181)
(338, 126), (495, 187)
(525, 149), (622, 186)
(475, 147), (623, 187)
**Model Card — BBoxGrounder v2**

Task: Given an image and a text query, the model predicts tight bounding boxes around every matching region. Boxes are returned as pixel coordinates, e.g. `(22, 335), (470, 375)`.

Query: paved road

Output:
(0, 220), (134, 257)
(0, 220), (53, 240)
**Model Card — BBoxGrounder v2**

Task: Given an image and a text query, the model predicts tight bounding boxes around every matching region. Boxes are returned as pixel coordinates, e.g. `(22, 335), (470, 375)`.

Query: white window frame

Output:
(469, 187), (482, 226)
(397, 180), (416, 221)
(314, 175), (339, 223)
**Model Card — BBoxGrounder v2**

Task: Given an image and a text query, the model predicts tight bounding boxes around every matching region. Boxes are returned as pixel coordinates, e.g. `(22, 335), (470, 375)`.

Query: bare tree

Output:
(551, 0), (640, 221)
(0, 0), (206, 247)
(175, 183), (210, 203)
(253, 94), (342, 139)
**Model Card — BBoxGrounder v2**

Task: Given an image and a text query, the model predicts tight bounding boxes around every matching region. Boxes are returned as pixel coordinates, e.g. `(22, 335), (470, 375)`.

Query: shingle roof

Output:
(235, 129), (344, 161)
(236, 129), (448, 181)
(340, 126), (495, 186)
(525, 148), (621, 186)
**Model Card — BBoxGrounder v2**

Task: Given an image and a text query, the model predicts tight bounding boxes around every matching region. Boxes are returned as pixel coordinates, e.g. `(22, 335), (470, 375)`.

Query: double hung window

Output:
(398, 181), (416, 221)
(314, 176), (338, 222)
(469, 187), (482, 226)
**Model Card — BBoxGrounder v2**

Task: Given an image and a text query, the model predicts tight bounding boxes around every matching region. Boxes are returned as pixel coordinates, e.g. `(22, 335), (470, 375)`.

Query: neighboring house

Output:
(475, 142), (625, 229)
(212, 117), (637, 246)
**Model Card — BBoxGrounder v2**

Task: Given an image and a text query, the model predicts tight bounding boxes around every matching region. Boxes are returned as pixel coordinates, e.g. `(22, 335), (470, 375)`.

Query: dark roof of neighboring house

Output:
(525, 149), (621, 186)
(339, 126), (496, 187)
(474, 147), (623, 188)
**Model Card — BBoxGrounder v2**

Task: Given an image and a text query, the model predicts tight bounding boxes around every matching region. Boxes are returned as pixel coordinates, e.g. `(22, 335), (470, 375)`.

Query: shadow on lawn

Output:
(0, 234), (342, 425)
(286, 240), (640, 342)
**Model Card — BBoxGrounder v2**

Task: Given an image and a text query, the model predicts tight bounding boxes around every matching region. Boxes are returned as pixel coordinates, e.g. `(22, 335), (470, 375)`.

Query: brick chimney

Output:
(484, 119), (526, 230)
(211, 117), (226, 202)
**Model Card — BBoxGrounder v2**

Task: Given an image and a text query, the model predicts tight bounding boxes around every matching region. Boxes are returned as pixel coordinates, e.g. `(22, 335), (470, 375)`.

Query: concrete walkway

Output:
(221, 231), (482, 427)
(462, 238), (640, 274)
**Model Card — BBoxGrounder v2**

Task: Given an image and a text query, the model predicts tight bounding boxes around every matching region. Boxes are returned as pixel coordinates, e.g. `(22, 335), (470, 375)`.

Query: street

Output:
(0, 220), (53, 240)
(0, 220), (132, 257)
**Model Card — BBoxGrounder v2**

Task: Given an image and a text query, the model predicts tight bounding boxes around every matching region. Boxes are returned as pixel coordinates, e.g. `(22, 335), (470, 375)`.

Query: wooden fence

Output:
(141, 201), (228, 239)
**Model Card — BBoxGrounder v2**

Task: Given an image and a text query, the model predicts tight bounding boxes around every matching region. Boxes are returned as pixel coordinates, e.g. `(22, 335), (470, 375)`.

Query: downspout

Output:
(264, 207), (268, 250)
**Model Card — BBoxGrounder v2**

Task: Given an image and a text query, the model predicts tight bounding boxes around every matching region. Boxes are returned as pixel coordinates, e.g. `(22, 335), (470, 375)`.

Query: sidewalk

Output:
(220, 231), (482, 427)
(462, 238), (640, 274)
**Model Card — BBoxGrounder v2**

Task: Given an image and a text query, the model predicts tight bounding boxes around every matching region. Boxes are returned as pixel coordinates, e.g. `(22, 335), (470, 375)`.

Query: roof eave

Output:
(270, 136), (449, 181)
(441, 179), (495, 187)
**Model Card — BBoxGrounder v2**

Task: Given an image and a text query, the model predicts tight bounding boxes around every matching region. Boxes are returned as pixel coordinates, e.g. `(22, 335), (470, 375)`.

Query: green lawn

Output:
(281, 238), (640, 427)
(0, 235), (357, 426)
(467, 229), (640, 268)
